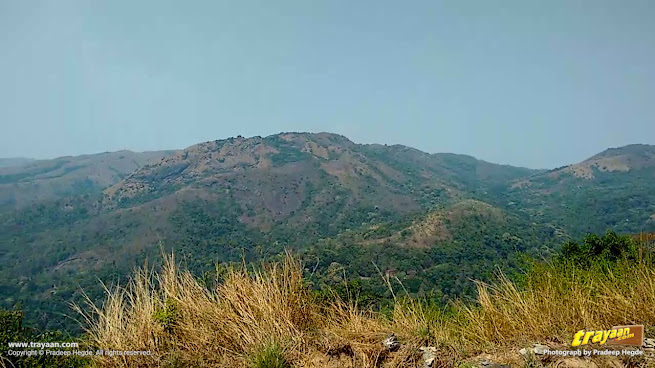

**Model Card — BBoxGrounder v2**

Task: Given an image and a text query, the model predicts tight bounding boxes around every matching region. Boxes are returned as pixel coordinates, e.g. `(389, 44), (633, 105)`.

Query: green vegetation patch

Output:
(249, 342), (291, 368)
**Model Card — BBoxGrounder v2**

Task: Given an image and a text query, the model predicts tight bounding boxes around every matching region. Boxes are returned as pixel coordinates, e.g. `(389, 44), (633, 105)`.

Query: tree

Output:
(559, 230), (639, 267)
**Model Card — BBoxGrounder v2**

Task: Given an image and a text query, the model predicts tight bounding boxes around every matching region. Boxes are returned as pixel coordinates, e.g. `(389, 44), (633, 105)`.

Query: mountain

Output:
(1, 133), (653, 332)
(0, 150), (175, 209)
(559, 144), (655, 179)
(506, 144), (655, 235)
(101, 133), (535, 232)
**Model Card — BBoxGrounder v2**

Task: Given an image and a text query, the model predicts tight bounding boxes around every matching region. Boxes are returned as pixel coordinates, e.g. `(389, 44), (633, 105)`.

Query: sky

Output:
(1, 1), (654, 169)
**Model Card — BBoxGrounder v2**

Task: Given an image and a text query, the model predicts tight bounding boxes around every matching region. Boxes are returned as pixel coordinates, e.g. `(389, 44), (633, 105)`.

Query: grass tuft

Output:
(249, 342), (291, 368)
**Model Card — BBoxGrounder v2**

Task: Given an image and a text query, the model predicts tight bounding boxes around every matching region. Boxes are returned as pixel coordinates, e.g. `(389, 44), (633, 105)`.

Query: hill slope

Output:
(507, 144), (655, 236)
(1, 133), (654, 332)
(0, 150), (175, 209)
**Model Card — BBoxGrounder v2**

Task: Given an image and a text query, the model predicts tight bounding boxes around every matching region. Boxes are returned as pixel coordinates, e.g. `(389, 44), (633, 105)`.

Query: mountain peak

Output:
(103, 132), (361, 203)
(590, 144), (655, 160)
(551, 144), (655, 180)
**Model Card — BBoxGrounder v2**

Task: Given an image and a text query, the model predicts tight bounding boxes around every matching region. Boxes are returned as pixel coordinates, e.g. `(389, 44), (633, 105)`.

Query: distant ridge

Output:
(0, 157), (35, 169)
(0, 150), (175, 208)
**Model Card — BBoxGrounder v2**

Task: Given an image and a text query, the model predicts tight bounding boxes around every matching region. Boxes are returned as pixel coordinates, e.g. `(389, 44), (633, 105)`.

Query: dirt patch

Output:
(53, 256), (81, 271)
(564, 156), (631, 179)
(358, 211), (452, 249)
(401, 211), (452, 248)
(564, 164), (595, 179)
(510, 179), (532, 189)
(301, 141), (330, 159)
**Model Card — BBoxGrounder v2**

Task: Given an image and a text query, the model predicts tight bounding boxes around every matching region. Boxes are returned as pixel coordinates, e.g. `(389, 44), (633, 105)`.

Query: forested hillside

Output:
(1, 133), (654, 333)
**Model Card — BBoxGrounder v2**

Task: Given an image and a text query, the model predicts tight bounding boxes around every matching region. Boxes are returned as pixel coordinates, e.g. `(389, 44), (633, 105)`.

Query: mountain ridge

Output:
(0, 150), (175, 209)
(1, 132), (654, 332)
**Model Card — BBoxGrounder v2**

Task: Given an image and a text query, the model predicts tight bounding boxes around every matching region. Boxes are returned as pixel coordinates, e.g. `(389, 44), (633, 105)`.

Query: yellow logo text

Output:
(572, 327), (633, 346)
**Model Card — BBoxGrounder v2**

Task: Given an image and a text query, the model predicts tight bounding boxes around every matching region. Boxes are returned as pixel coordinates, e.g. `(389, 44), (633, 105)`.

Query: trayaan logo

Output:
(571, 325), (644, 347)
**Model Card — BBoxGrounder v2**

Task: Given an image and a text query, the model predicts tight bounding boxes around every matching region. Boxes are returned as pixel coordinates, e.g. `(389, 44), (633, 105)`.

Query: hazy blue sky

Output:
(1, 1), (654, 168)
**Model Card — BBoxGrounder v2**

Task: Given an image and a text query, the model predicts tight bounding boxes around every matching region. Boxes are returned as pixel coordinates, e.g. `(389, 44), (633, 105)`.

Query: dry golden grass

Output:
(76, 246), (655, 367)
(75, 253), (318, 367)
(457, 260), (655, 351)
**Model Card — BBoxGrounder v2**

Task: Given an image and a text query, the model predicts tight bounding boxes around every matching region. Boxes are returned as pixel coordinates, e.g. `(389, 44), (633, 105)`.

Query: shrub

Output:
(249, 342), (290, 368)
(0, 308), (25, 361)
(154, 297), (179, 334)
(559, 230), (639, 267)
